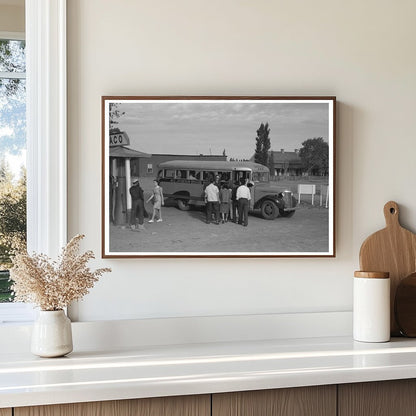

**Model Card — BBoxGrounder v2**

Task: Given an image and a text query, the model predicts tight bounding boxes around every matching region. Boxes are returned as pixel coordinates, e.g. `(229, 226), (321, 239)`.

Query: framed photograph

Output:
(102, 96), (336, 258)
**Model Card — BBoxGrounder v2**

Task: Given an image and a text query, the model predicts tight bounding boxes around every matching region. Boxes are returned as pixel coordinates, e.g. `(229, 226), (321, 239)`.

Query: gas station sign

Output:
(110, 131), (130, 147)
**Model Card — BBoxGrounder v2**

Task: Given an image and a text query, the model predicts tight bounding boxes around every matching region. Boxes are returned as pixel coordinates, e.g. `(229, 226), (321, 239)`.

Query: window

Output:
(0, 0), (67, 323)
(189, 170), (201, 181)
(235, 170), (251, 182)
(0, 36), (27, 304)
(217, 172), (231, 182)
(175, 170), (187, 179)
(147, 163), (153, 174)
(252, 172), (270, 182)
(164, 169), (175, 178)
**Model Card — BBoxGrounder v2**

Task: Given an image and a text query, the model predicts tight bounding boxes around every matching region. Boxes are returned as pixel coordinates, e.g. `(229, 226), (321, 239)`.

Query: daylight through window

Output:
(0, 37), (27, 304)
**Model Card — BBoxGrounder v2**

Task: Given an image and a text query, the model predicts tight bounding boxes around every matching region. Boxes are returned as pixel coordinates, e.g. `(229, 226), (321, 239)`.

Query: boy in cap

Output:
(129, 177), (145, 231)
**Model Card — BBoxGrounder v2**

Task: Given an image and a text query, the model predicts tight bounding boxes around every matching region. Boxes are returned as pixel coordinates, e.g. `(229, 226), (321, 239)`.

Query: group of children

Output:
(205, 176), (250, 225)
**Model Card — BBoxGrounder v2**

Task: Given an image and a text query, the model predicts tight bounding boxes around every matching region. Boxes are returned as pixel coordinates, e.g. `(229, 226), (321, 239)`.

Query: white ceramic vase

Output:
(31, 310), (73, 357)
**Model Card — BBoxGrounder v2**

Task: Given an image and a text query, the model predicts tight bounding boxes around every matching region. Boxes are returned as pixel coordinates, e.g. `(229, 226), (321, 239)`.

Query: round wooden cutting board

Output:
(359, 201), (416, 336)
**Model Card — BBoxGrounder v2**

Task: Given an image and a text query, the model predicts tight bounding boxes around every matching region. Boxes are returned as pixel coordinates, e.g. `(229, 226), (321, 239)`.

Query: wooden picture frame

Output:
(102, 96), (336, 258)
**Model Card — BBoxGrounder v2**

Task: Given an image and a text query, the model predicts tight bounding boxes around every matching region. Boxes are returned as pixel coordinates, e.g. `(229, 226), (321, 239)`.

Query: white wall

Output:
(67, 0), (416, 322)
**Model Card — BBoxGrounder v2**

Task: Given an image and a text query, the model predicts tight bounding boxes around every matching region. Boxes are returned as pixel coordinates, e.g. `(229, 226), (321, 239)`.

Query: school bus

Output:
(157, 160), (296, 220)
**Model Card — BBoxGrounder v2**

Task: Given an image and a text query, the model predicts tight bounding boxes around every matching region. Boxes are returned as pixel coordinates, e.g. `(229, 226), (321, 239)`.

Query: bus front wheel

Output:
(261, 200), (278, 220)
(177, 199), (190, 211)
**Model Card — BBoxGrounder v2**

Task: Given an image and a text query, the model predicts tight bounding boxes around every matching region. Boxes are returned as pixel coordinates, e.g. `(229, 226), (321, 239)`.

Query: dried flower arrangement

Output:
(10, 234), (111, 311)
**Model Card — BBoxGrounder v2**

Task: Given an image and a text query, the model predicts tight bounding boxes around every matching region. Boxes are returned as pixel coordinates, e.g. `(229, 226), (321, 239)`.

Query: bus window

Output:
(202, 171), (213, 181)
(218, 172), (231, 182)
(176, 170), (187, 179)
(252, 171), (269, 182)
(164, 169), (175, 178)
(234, 171), (252, 182)
(189, 170), (201, 180)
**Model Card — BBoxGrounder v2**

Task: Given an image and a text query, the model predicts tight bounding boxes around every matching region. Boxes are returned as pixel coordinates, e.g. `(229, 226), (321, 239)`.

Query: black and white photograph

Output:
(102, 97), (335, 257)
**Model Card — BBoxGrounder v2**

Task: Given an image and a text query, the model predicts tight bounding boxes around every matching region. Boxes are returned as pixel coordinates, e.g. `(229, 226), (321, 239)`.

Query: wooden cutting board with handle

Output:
(359, 201), (416, 335)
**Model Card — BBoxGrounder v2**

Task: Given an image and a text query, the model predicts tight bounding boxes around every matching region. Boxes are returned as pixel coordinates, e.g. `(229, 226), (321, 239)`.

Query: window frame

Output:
(0, 31), (26, 79)
(26, 0), (67, 258)
(0, 31), (24, 41)
(0, 0), (67, 323)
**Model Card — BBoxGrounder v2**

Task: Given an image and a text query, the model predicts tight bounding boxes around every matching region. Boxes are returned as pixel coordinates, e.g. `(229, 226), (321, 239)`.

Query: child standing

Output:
(219, 183), (230, 224)
(146, 179), (164, 222)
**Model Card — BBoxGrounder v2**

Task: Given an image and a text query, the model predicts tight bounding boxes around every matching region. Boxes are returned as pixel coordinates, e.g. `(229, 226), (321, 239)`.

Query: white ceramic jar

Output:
(353, 271), (390, 343)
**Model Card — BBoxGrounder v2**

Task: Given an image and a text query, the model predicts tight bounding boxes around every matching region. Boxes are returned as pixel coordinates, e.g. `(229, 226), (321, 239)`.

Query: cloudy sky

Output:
(112, 100), (330, 160)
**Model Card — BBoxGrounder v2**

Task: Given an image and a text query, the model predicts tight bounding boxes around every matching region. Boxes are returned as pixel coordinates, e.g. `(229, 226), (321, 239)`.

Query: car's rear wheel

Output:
(261, 200), (278, 220)
(279, 209), (295, 218)
(177, 199), (190, 211)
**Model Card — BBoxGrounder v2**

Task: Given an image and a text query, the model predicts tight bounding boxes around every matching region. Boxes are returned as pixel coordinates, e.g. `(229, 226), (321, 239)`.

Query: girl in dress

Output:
(219, 183), (230, 223)
(146, 179), (164, 223)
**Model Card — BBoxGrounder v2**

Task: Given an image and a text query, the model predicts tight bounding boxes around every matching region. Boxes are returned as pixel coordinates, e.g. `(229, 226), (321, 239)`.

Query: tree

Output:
(0, 158), (13, 183)
(0, 39), (26, 156)
(0, 162), (26, 269)
(299, 137), (329, 175)
(0, 39), (25, 96)
(254, 123), (271, 167)
(109, 103), (125, 129)
(0, 40), (26, 301)
(267, 150), (275, 177)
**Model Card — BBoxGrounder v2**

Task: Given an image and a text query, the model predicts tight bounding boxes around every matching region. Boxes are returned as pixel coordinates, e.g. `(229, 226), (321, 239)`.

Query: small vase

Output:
(31, 310), (73, 357)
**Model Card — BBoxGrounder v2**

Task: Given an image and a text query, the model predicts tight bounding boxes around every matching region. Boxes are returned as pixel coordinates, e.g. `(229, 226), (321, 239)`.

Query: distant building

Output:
(269, 149), (303, 176)
(131, 154), (227, 177)
(250, 149), (303, 176)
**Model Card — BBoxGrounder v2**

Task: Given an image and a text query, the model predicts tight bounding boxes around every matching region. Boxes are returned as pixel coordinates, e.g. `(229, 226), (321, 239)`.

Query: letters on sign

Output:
(110, 132), (130, 147)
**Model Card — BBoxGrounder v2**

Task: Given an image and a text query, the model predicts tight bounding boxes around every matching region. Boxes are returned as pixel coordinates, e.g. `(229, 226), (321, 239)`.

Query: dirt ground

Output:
(109, 193), (330, 254)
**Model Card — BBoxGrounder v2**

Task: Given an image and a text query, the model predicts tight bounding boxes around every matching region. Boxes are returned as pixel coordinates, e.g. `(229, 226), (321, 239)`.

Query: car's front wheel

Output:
(261, 200), (278, 220)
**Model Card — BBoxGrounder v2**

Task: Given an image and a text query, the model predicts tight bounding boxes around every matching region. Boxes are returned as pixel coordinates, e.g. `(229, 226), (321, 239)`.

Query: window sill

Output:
(0, 303), (35, 325)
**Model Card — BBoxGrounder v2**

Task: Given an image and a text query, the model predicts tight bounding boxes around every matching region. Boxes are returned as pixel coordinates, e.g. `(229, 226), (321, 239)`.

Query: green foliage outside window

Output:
(0, 163), (26, 302)
(0, 38), (27, 302)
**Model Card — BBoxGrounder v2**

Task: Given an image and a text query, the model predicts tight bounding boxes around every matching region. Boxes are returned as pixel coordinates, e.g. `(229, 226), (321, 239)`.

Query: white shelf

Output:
(2, 336), (416, 408)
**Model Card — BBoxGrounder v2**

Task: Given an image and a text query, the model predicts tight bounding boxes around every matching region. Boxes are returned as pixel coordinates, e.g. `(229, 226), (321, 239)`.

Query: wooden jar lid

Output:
(354, 271), (390, 279)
